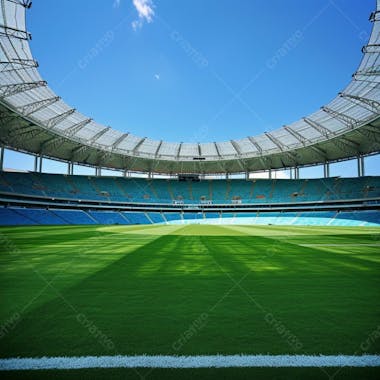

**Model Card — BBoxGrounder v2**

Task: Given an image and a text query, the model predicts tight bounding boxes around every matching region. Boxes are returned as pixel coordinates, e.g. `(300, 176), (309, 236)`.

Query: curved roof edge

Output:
(0, 0), (379, 174)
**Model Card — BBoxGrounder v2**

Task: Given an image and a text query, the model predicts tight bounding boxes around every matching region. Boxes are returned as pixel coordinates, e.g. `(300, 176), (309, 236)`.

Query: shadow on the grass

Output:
(1, 231), (379, 359)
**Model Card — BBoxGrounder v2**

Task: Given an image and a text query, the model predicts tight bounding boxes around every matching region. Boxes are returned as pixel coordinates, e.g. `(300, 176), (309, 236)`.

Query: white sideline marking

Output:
(0, 355), (380, 370)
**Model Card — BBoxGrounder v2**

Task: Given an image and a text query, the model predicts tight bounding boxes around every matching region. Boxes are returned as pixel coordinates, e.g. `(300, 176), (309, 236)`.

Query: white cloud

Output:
(131, 0), (155, 30)
(113, 0), (121, 8)
(154, 74), (160, 80)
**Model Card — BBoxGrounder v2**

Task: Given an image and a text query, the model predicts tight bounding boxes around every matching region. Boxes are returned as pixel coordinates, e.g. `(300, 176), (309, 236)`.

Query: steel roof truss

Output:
(303, 117), (333, 138)
(0, 81), (46, 97)
(63, 118), (92, 137)
(339, 93), (380, 114)
(21, 96), (60, 116)
(322, 106), (359, 129)
(45, 109), (76, 129)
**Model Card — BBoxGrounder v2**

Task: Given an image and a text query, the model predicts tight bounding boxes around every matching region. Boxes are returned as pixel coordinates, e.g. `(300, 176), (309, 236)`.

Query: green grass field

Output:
(0, 224), (380, 379)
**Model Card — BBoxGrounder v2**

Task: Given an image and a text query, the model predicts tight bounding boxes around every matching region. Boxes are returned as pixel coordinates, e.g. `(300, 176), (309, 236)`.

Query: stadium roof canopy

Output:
(0, 0), (379, 174)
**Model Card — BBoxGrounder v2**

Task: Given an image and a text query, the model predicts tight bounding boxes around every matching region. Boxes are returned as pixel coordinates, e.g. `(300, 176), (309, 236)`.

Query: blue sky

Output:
(4, 0), (380, 177)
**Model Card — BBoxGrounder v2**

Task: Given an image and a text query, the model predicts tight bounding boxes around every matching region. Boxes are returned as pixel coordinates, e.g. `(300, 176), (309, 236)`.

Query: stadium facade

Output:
(0, 0), (379, 226)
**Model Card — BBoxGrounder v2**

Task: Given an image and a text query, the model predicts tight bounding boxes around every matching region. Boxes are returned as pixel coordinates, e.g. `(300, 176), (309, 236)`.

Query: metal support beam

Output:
(230, 140), (242, 156)
(339, 93), (380, 114)
(0, 59), (38, 73)
(63, 118), (92, 137)
(154, 140), (163, 158)
(338, 136), (360, 151)
(321, 106), (358, 129)
(40, 135), (65, 151)
(0, 112), (18, 126)
(357, 155), (365, 177)
(265, 132), (286, 151)
(46, 109), (76, 129)
(197, 143), (202, 157)
(265, 132), (298, 165)
(89, 126), (111, 144)
(70, 145), (89, 160)
(361, 44), (380, 54)
(366, 124), (380, 134)
(294, 166), (299, 180)
(247, 136), (262, 155)
(354, 127), (380, 144)
(132, 137), (146, 154)
(34, 155), (38, 172)
(268, 169), (272, 179)
(112, 133), (129, 149)
(310, 145), (327, 160)
(38, 154), (43, 173)
(214, 142), (222, 158)
(8, 123), (40, 140)
(0, 25), (31, 40)
(283, 126), (309, 145)
(0, 58), (37, 68)
(0, 146), (4, 171)
(323, 162), (330, 178)
(0, 81), (46, 97)
(176, 142), (183, 159)
(303, 117), (332, 138)
(369, 9), (380, 22)
(353, 66), (380, 80)
(351, 76), (379, 84)
(20, 96), (60, 116)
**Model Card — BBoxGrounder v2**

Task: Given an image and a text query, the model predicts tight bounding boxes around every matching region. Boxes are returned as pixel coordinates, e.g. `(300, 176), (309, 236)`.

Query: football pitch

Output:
(0, 224), (379, 379)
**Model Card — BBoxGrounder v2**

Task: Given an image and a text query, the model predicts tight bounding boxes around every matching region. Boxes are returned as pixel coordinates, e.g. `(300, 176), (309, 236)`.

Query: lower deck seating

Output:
(0, 207), (36, 225)
(164, 213), (182, 221)
(50, 209), (97, 225)
(88, 211), (128, 225)
(0, 207), (379, 226)
(147, 212), (165, 223)
(122, 212), (150, 224)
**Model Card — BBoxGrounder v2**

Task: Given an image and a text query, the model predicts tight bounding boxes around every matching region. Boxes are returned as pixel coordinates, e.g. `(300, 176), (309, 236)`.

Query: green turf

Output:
(2, 367), (380, 380)
(0, 224), (379, 378)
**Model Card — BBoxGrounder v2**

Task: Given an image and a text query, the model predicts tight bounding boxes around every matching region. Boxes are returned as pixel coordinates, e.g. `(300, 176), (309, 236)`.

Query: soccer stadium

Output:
(0, 0), (379, 379)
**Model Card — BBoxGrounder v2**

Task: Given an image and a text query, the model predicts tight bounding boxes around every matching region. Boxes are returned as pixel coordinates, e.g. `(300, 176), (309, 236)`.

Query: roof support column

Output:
(245, 171), (249, 180)
(95, 167), (102, 177)
(294, 166), (299, 180)
(268, 169), (272, 179)
(323, 162), (330, 178)
(67, 162), (74, 175)
(357, 155), (365, 177)
(34, 155), (38, 172)
(38, 154), (43, 173)
(0, 146), (4, 171)
(226, 172), (229, 180)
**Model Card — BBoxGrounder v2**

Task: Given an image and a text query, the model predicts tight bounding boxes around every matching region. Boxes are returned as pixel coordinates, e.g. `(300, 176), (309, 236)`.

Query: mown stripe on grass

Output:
(1, 355), (380, 370)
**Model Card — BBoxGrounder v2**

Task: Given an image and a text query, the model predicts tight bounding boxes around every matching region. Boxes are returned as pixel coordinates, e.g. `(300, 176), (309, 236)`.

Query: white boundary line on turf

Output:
(1, 355), (380, 370)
